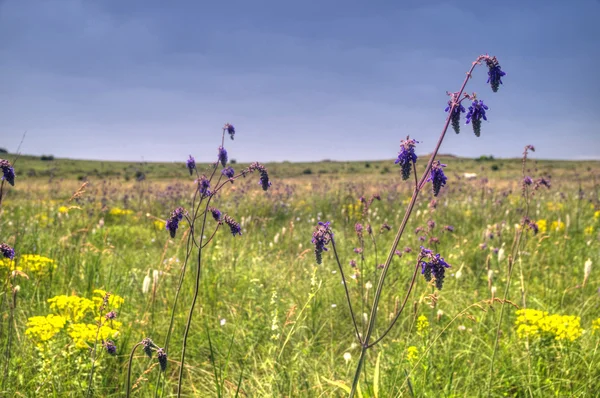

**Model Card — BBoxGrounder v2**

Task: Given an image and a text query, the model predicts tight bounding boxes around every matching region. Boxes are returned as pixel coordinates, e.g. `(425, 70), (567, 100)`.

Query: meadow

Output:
(1, 151), (599, 397)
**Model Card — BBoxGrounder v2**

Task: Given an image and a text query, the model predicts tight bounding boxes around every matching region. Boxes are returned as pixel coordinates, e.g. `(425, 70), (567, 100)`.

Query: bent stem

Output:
(348, 57), (482, 398)
(126, 342), (144, 398)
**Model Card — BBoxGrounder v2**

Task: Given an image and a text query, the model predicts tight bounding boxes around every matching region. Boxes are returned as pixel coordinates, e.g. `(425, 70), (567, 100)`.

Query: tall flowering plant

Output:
(125, 124), (271, 397)
(310, 54), (507, 397)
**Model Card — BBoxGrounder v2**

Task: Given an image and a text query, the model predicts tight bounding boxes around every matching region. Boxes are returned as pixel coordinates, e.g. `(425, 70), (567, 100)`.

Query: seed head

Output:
(209, 207), (222, 222)
(249, 162), (271, 191)
(142, 338), (156, 358)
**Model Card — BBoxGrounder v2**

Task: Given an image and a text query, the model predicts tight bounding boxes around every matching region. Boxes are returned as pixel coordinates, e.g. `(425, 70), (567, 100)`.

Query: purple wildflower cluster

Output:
(166, 207), (185, 238)
(142, 338), (157, 358)
(395, 137), (418, 180)
(522, 217), (539, 234)
(445, 101), (466, 134)
(196, 175), (211, 197)
(186, 155), (196, 176)
(466, 100), (489, 137)
(157, 348), (168, 371)
(209, 207), (222, 222)
(0, 159), (15, 186)
(427, 161), (447, 196)
(311, 221), (333, 265)
(222, 167), (235, 180)
(223, 215), (242, 236)
(224, 123), (236, 140)
(248, 162), (271, 191)
(0, 243), (15, 260)
(103, 340), (117, 355)
(419, 246), (451, 290)
(218, 146), (228, 167)
(486, 56), (506, 93)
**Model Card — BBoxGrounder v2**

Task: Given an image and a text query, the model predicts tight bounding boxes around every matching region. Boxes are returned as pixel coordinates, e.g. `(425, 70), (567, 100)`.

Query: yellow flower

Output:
(546, 202), (564, 212)
(584, 226), (594, 235)
(406, 346), (419, 362)
(550, 221), (565, 232)
(515, 309), (582, 342)
(93, 289), (125, 309)
(58, 206), (69, 214)
(416, 315), (430, 335)
(26, 314), (67, 342)
(19, 254), (57, 275)
(48, 295), (95, 322)
(592, 318), (600, 334)
(153, 220), (166, 230)
(68, 323), (120, 349)
(537, 219), (547, 233)
(464, 210), (472, 217)
(109, 208), (133, 216)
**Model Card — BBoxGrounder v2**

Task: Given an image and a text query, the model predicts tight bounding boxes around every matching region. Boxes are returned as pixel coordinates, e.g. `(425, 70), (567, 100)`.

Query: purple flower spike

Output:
(427, 161), (447, 197)
(166, 207), (185, 238)
(223, 215), (242, 236)
(465, 100), (489, 137)
(224, 123), (236, 140)
(209, 207), (222, 222)
(0, 243), (15, 260)
(103, 340), (117, 355)
(222, 167), (235, 180)
(395, 137), (418, 181)
(157, 348), (168, 371)
(0, 159), (15, 186)
(419, 246), (451, 290)
(311, 221), (333, 265)
(196, 175), (211, 197)
(445, 102), (466, 134)
(218, 146), (228, 167)
(249, 162), (271, 191)
(186, 155), (196, 176)
(486, 57), (506, 93)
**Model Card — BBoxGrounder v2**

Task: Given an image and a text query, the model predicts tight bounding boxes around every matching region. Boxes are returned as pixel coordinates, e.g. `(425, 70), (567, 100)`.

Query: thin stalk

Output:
(126, 342), (144, 398)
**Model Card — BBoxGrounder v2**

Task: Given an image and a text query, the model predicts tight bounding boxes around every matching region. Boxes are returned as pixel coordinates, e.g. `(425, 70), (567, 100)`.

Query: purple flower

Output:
(218, 146), (228, 167)
(445, 102), (466, 134)
(486, 57), (506, 93)
(186, 155), (196, 176)
(366, 224), (373, 235)
(311, 221), (333, 264)
(157, 348), (168, 371)
(466, 100), (489, 137)
(142, 338), (156, 358)
(105, 311), (117, 320)
(209, 207), (221, 222)
(103, 340), (117, 355)
(404, 247), (412, 253)
(427, 161), (447, 197)
(166, 207), (185, 238)
(419, 247), (451, 290)
(196, 175), (211, 197)
(427, 220), (436, 230)
(523, 176), (533, 186)
(355, 223), (363, 238)
(380, 223), (391, 232)
(249, 162), (271, 191)
(394, 250), (402, 257)
(222, 167), (235, 179)
(0, 159), (15, 186)
(349, 259), (357, 268)
(523, 217), (539, 235)
(444, 225), (454, 232)
(395, 137), (418, 180)
(534, 177), (551, 190)
(0, 243), (15, 260)
(224, 123), (236, 140)
(353, 247), (363, 254)
(223, 215), (242, 236)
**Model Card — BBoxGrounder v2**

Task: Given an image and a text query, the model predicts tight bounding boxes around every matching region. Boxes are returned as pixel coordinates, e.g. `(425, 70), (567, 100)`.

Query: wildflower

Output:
(0, 243), (15, 260)
(583, 259), (592, 287)
(515, 309), (583, 342)
(534, 177), (551, 190)
(142, 272), (151, 294)
(394, 250), (402, 257)
(522, 217), (539, 234)
(416, 315), (430, 335)
(419, 246), (451, 290)
(592, 318), (600, 334)
(465, 100), (489, 137)
(497, 248), (505, 262)
(166, 207), (185, 238)
(445, 101), (466, 134)
(222, 166), (235, 179)
(355, 223), (363, 238)
(427, 220), (436, 230)
(196, 175), (211, 197)
(537, 219), (547, 233)
(437, 309), (444, 321)
(406, 346), (419, 362)
(25, 314), (67, 341)
(380, 223), (391, 232)
(209, 207), (222, 222)
(157, 348), (168, 371)
(223, 215), (242, 236)
(395, 137), (418, 180)
(224, 123), (235, 140)
(584, 226), (594, 235)
(366, 224), (373, 235)
(47, 295), (95, 322)
(427, 161), (447, 197)
(311, 221), (333, 264)
(218, 146), (228, 167)
(142, 338), (156, 358)
(550, 220), (565, 232)
(353, 247), (363, 254)
(0, 159), (15, 186)
(249, 162), (271, 191)
(343, 352), (352, 363)
(523, 176), (533, 186)
(349, 259), (357, 268)
(404, 247), (412, 253)
(186, 155), (196, 175)
(365, 281), (373, 289)
(486, 56), (506, 93)
(103, 340), (117, 355)
(105, 311), (117, 320)
(444, 225), (454, 232)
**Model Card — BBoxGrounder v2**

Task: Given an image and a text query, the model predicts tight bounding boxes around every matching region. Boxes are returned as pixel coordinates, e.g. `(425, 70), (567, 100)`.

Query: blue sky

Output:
(0, 0), (599, 162)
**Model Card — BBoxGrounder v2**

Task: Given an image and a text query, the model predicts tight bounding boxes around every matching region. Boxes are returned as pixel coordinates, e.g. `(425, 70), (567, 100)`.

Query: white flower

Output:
(491, 286), (497, 296)
(365, 281), (373, 290)
(331, 304), (337, 308)
(458, 325), (466, 331)
(220, 318), (226, 326)
(497, 248), (505, 262)
(343, 352), (352, 363)
(583, 258), (592, 286)
(142, 273), (151, 294)
(273, 233), (280, 244)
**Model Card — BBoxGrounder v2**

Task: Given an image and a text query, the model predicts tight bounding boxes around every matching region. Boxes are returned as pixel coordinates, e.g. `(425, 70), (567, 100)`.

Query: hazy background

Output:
(1, 0), (599, 162)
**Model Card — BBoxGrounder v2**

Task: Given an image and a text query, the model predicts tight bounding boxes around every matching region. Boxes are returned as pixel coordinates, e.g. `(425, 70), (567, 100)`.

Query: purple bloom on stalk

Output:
(157, 348), (168, 371)
(142, 338), (156, 358)
(354, 247), (363, 254)
(311, 221), (333, 265)
(0, 243), (15, 260)
(103, 340), (117, 355)
(445, 102), (466, 134)
(0, 159), (15, 186)
(209, 207), (222, 222)
(419, 246), (451, 290)
(355, 223), (363, 238)
(395, 137), (419, 180)
(394, 250), (402, 257)
(222, 167), (235, 179)
(166, 207), (185, 238)
(249, 162), (271, 191)
(523, 176), (533, 186)
(218, 146), (228, 167)
(197, 175), (211, 197)
(186, 156), (196, 175)
(224, 123), (236, 140)
(427, 161), (447, 197)
(466, 100), (489, 137)
(349, 259), (357, 268)
(223, 215), (242, 236)
(444, 225), (454, 232)
(105, 311), (117, 320)
(486, 57), (506, 93)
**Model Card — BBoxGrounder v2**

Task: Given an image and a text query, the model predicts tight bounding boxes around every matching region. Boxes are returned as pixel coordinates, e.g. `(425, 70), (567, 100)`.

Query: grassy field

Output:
(1, 152), (600, 397)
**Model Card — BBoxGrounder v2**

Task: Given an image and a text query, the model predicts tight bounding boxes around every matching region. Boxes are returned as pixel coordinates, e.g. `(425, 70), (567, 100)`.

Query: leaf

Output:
(374, 351), (382, 398)
(322, 377), (351, 393)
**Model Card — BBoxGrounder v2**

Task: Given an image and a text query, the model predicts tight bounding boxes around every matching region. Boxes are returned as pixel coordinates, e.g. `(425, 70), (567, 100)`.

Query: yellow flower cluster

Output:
(109, 208), (133, 216)
(343, 200), (363, 220)
(416, 315), (430, 335)
(592, 318), (600, 334)
(550, 221), (565, 232)
(0, 254), (56, 276)
(406, 346), (419, 362)
(58, 206), (69, 214)
(515, 309), (583, 342)
(25, 291), (125, 349)
(594, 210), (600, 220)
(584, 226), (594, 235)
(546, 202), (564, 212)
(153, 220), (166, 230)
